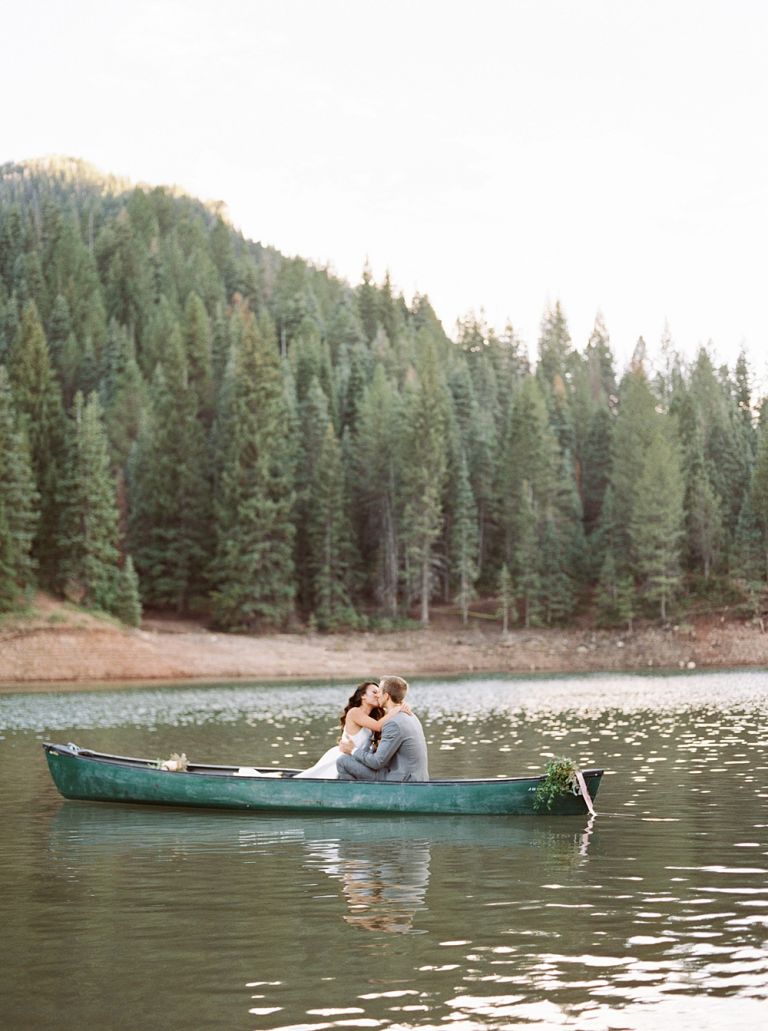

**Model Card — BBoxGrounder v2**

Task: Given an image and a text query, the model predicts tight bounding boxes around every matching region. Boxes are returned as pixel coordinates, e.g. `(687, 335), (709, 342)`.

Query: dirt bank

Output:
(1, 594), (767, 690)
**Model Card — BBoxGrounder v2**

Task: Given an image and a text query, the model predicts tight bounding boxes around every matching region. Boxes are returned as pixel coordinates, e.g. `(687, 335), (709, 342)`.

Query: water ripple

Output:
(2, 671), (768, 1028)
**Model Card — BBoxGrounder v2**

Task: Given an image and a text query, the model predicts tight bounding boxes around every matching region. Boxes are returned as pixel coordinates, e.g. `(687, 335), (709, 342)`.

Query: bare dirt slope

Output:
(1, 594), (767, 689)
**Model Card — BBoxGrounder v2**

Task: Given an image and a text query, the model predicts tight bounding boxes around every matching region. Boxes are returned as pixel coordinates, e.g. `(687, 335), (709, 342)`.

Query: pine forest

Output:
(1, 158), (766, 633)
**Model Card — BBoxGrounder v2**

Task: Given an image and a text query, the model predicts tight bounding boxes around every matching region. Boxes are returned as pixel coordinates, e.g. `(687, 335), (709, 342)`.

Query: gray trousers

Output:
(336, 754), (382, 781)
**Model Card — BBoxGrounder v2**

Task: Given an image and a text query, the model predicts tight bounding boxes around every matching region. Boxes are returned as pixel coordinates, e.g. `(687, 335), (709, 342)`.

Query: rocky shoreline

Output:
(1, 595), (767, 690)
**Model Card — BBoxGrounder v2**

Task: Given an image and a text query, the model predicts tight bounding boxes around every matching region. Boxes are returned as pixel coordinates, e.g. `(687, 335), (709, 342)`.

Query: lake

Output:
(1, 671), (767, 1030)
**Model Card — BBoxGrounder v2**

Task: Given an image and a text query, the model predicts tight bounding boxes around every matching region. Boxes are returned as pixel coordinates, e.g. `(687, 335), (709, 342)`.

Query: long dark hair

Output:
(341, 681), (384, 750)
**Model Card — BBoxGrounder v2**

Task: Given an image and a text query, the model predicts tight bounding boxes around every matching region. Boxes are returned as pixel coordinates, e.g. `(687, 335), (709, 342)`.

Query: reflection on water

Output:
(48, 805), (598, 939)
(308, 838), (431, 933)
(1, 669), (768, 1029)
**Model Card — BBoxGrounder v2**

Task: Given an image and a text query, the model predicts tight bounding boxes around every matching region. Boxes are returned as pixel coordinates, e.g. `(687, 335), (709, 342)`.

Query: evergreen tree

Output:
(590, 484), (617, 580)
(339, 340), (369, 436)
(450, 449), (478, 624)
(104, 337), (147, 466)
(140, 295), (178, 377)
(378, 270), (406, 347)
(499, 375), (558, 566)
(113, 555), (142, 627)
(211, 302), (231, 395)
(745, 418), (768, 578)
(675, 390), (724, 579)
(57, 392), (123, 612)
(582, 406), (613, 539)
(183, 291), (213, 421)
(211, 314), (295, 629)
(537, 301), (573, 393)
(0, 292), (7, 353)
(595, 549), (635, 630)
(734, 350), (756, 440)
(584, 312), (617, 402)
(5, 159), (768, 634)
(733, 493), (766, 619)
(327, 290), (366, 361)
(357, 261), (379, 343)
(96, 209), (150, 334)
(128, 325), (210, 611)
(401, 338), (449, 624)
(553, 451), (587, 589)
(611, 367), (661, 564)
(706, 417), (751, 547)
(99, 319), (132, 406)
(630, 433), (685, 619)
(353, 365), (402, 615)
(0, 366), (39, 608)
(687, 473), (723, 580)
(307, 423), (357, 629)
(536, 301), (575, 455)
(514, 482), (541, 628)
(294, 377), (334, 612)
(47, 294), (73, 372)
(468, 405), (498, 584)
(8, 300), (65, 584)
(540, 511), (575, 624)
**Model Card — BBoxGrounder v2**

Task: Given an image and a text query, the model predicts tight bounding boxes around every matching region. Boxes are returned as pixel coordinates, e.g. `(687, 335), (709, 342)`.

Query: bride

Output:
(293, 681), (408, 779)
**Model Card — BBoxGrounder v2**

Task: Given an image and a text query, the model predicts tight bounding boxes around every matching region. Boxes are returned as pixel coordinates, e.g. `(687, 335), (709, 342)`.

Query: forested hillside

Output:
(1, 157), (765, 631)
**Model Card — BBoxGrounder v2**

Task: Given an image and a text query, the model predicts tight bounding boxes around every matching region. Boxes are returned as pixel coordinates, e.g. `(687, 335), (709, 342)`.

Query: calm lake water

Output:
(1, 671), (767, 1030)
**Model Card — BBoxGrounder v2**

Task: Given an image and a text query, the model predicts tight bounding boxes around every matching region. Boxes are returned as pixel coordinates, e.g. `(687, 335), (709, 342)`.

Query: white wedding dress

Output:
(293, 726), (371, 779)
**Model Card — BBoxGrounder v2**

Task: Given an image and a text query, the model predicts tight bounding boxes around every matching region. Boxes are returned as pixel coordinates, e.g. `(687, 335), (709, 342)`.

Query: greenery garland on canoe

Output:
(533, 757), (580, 812)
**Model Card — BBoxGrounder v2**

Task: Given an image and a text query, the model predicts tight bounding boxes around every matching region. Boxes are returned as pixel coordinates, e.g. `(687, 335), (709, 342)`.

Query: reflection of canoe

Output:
(50, 801), (593, 851)
(43, 742), (602, 816)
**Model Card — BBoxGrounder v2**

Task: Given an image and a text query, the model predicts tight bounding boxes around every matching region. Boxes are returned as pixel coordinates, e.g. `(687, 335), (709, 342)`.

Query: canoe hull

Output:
(43, 744), (602, 816)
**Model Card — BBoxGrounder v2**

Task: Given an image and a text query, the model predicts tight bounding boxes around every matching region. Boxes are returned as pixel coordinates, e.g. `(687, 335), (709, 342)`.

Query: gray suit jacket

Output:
(336, 712), (429, 782)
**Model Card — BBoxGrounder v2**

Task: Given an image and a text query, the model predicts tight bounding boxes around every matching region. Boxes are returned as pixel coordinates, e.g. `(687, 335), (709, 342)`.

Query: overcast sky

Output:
(4, 0), (768, 380)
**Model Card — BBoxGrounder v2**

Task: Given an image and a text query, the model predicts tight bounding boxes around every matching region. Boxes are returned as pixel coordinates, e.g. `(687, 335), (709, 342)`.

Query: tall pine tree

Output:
(57, 393), (125, 614)
(0, 366), (39, 609)
(212, 313), (295, 630)
(401, 338), (449, 625)
(630, 432), (685, 619)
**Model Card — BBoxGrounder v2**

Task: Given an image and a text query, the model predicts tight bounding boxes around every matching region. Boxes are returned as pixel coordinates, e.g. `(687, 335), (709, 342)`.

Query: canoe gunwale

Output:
(42, 742), (604, 787)
(43, 742), (301, 776)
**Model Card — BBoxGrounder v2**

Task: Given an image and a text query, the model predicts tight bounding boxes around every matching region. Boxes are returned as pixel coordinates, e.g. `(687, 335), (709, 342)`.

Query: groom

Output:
(336, 675), (429, 781)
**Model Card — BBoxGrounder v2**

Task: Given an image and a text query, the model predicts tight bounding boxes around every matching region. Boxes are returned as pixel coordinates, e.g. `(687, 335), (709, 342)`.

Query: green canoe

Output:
(43, 742), (603, 816)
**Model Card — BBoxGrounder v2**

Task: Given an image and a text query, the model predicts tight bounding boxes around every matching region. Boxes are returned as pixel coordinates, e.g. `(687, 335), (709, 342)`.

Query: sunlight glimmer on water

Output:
(0, 669), (767, 1029)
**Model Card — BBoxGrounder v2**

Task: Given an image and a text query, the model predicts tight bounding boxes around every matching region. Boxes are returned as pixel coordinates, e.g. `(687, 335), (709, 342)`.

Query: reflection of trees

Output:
(309, 840), (431, 934)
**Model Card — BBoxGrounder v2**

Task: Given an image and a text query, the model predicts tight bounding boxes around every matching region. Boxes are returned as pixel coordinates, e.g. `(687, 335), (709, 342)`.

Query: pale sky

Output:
(4, 0), (768, 381)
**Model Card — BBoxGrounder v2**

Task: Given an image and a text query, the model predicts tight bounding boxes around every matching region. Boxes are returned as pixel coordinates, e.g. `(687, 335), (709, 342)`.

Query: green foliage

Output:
(630, 433), (685, 620)
(56, 393), (123, 614)
(7, 300), (65, 584)
(128, 325), (211, 611)
(0, 366), (39, 609)
(595, 550), (635, 629)
(533, 757), (577, 812)
(401, 337), (449, 625)
(0, 159), (766, 632)
(306, 422), (358, 630)
(450, 449), (478, 624)
(113, 556), (142, 627)
(611, 367), (661, 566)
(211, 312), (295, 630)
(540, 514), (575, 624)
(745, 418), (768, 578)
(352, 364), (402, 615)
(582, 407), (613, 539)
(514, 483), (542, 628)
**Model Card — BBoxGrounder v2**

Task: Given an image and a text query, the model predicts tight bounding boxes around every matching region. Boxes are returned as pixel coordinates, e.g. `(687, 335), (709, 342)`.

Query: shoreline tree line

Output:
(1, 158), (766, 631)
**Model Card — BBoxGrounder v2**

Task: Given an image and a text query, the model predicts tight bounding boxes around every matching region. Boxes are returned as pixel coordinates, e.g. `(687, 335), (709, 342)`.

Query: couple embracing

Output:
(294, 676), (429, 782)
